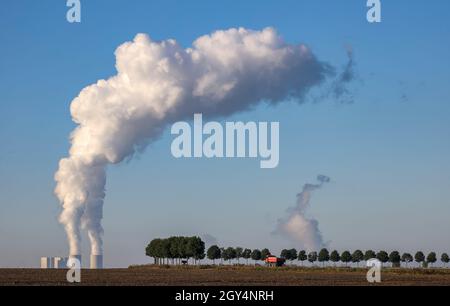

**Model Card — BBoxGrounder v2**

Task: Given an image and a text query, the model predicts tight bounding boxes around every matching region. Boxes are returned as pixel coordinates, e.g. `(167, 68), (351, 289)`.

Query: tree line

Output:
(276, 249), (449, 268)
(146, 238), (450, 268)
(204, 247), (450, 268)
(206, 246), (272, 265)
(145, 236), (205, 265)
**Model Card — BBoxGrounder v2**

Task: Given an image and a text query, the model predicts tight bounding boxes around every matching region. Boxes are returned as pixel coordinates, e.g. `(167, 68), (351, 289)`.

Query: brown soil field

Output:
(1, 265), (450, 286)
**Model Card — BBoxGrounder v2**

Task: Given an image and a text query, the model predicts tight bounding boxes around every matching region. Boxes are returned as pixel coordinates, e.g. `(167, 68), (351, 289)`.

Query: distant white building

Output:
(53, 257), (68, 269)
(40, 256), (69, 269)
(40, 257), (53, 269)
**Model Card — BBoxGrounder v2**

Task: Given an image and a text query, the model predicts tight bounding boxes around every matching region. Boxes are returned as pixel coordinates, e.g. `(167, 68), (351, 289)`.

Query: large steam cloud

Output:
(275, 175), (330, 251)
(55, 27), (351, 256)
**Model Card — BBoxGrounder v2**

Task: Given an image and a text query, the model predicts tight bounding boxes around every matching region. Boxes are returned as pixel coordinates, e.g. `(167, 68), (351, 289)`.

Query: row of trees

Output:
(206, 246), (272, 264)
(145, 238), (450, 268)
(281, 249), (448, 268)
(145, 236), (205, 265)
(206, 246), (450, 268)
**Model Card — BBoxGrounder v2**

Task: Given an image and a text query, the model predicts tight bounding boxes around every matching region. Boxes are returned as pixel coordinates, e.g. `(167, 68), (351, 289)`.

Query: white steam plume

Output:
(275, 175), (330, 251)
(55, 27), (348, 256)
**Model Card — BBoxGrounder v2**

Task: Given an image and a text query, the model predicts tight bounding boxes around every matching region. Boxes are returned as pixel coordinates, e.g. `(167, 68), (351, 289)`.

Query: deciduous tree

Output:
(401, 253), (413, 267)
(308, 251), (318, 265)
(352, 250), (364, 267)
(207, 245), (221, 264)
(298, 250), (307, 266)
(427, 252), (437, 267)
(415, 251), (425, 267)
(261, 248), (271, 261)
(318, 248), (330, 267)
(280, 249), (289, 259)
(364, 250), (376, 261)
(288, 249), (297, 262)
(251, 249), (262, 264)
(330, 250), (340, 266)
(376, 251), (389, 266)
(441, 253), (449, 267)
(242, 249), (252, 265)
(341, 251), (352, 267)
(389, 251), (401, 267)
(235, 247), (243, 264)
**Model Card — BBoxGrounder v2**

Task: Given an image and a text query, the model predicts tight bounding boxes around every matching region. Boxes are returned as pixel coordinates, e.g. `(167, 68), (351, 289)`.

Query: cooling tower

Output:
(90, 255), (103, 269)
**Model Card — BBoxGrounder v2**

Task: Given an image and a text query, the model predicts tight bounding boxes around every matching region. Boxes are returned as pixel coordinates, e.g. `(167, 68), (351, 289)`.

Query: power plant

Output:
(40, 254), (103, 269)
(53, 257), (68, 269)
(54, 28), (346, 265)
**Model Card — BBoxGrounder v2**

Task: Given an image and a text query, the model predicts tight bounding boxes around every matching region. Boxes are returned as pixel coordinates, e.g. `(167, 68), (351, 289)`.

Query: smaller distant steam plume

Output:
(275, 175), (330, 251)
(202, 234), (219, 247)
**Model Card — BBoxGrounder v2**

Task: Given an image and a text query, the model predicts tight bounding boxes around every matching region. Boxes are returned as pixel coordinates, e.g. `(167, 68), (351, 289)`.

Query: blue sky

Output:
(1, 0), (450, 267)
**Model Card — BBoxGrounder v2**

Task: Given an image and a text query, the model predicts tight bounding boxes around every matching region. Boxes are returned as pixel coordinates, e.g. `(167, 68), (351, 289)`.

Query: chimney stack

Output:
(90, 255), (103, 269)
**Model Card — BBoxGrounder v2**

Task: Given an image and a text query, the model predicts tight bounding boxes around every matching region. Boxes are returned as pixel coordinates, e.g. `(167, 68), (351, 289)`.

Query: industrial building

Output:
(40, 255), (103, 269)
(40, 256), (68, 269)
(54, 257), (68, 269)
